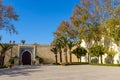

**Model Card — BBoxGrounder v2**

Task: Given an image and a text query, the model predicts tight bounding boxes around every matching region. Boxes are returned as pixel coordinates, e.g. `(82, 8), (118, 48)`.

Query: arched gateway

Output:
(22, 51), (31, 65)
(19, 45), (36, 65)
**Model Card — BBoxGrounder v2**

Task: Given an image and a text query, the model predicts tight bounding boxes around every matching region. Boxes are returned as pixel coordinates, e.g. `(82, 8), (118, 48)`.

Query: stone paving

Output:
(0, 65), (120, 80)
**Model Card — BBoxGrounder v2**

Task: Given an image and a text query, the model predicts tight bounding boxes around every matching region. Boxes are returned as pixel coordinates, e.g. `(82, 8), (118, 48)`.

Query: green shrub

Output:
(35, 56), (44, 63)
(35, 55), (40, 59)
(90, 63), (120, 67)
(14, 55), (19, 59)
(105, 55), (114, 64)
(68, 62), (89, 65)
(53, 63), (60, 65)
(9, 57), (15, 64)
(91, 58), (98, 64)
(60, 62), (89, 66)
(39, 57), (44, 63)
(0, 65), (7, 69)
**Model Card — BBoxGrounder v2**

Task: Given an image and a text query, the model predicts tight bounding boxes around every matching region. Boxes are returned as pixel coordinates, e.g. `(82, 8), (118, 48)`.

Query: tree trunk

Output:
(11, 48), (12, 57)
(64, 48), (68, 63)
(0, 56), (5, 66)
(69, 50), (72, 63)
(1, 56), (5, 65)
(100, 55), (103, 64)
(98, 55), (99, 64)
(88, 53), (90, 63)
(59, 50), (62, 63)
(55, 54), (58, 64)
(65, 51), (68, 63)
(77, 58), (79, 62)
(0, 52), (5, 66)
(111, 56), (113, 64)
(80, 56), (82, 63)
(0, 56), (2, 66)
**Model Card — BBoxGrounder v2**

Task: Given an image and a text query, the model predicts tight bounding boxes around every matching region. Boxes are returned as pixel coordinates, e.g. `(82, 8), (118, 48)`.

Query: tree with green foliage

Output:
(70, 0), (105, 62)
(56, 40), (63, 63)
(70, 0), (120, 63)
(72, 46), (87, 62)
(89, 44), (105, 64)
(67, 40), (74, 63)
(50, 47), (58, 64)
(53, 21), (72, 63)
(52, 0), (120, 64)
(104, 18), (120, 46)
(51, 38), (63, 63)
(0, 43), (12, 65)
(59, 36), (69, 63)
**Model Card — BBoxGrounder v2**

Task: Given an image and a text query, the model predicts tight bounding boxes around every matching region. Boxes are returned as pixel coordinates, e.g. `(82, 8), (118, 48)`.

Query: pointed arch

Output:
(22, 51), (31, 65)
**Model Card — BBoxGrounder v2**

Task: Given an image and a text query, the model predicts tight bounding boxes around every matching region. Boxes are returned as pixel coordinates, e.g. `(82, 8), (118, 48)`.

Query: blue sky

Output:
(1, 0), (79, 45)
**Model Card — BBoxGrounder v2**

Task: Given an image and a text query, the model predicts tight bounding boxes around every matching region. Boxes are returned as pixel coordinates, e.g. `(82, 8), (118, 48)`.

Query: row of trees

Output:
(51, 0), (120, 64)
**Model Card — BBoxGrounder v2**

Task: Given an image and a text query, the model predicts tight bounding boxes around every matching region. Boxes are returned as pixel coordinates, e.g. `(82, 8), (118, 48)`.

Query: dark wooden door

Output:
(22, 51), (31, 65)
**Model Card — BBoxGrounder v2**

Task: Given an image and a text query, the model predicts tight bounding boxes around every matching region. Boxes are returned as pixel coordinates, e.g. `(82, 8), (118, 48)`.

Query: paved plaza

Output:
(0, 65), (120, 80)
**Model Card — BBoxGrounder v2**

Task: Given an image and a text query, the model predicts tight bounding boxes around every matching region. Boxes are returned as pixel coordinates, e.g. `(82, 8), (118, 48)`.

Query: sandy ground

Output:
(0, 65), (120, 80)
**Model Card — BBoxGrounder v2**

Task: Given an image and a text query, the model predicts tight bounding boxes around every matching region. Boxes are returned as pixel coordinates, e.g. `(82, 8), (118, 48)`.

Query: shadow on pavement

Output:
(0, 65), (43, 77)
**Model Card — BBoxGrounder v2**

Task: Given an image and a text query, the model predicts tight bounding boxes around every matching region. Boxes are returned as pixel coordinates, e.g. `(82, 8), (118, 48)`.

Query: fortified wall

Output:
(4, 44), (79, 65)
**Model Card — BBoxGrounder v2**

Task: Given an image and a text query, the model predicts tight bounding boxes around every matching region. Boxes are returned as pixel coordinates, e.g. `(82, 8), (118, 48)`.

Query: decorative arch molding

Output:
(21, 50), (32, 57)
(19, 45), (36, 65)
(22, 51), (31, 65)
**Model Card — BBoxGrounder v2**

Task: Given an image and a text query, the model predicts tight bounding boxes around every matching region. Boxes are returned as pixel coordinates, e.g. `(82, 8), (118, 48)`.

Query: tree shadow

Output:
(0, 65), (43, 77)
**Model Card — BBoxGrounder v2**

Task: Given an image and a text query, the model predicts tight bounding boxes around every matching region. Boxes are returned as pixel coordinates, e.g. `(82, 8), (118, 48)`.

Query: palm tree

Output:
(59, 36), (69, 63)
(13, 41), (15, 44)
(53, 20), (71, 63)
(67, 40), (74, 63)
(51, 38), (63, 63)
(56, 39), (63, 63)
(0, 43), (12, 66)
(50, 47), (58, 64)
(21, 40), (26, 45)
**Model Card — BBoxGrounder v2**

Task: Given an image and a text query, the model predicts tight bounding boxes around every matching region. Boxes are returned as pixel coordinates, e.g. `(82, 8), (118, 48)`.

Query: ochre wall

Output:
(3, 44), (80, 65)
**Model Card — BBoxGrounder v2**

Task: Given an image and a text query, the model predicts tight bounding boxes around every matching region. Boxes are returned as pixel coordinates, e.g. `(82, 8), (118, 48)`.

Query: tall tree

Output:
(67, 39), (74, 63)
(70, 0), (120, 62)
(0, 43), (12, 65)
(53, 21), (70, 63)
(50, 47), (58, 64)
(59, 36), (69, 63)
(104, 18), (120, 47)
(89, 44), (105, 64)
(0, 0), (18, 66)
(56, 39), (63, 63)
(51, 38), (63, 63)
(0, 0), (18, 34)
